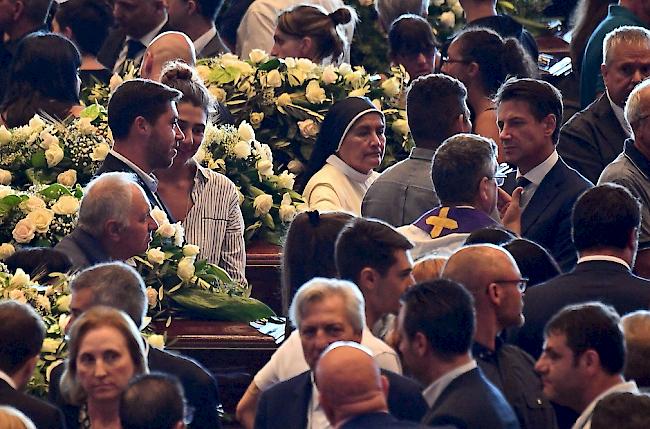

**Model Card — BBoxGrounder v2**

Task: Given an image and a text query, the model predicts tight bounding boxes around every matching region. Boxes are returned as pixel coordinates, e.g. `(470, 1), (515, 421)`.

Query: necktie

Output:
(126, 39), (145, 60)
(516, 176), (532, 189)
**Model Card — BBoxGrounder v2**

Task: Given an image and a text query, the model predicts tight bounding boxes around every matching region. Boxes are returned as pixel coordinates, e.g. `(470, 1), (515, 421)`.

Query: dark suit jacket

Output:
(504, 158), (593, 272)
(97, 21), (172, 71)
(198, 33), (230, 59)
(340, 411), (453, 429)
(54, 228), (111, 272)
(422, 367), (520, 429)
(0, 379), (67, 429)
(96, 152), (176, 222)
(558, 93), (628, 184)
(254, 370), (428, 429)
(49, 347), (222, 429)
(513, 259), (650, 358)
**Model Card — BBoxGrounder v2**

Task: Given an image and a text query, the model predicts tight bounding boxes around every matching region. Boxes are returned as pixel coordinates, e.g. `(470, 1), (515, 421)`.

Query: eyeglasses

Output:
(441, 55), (471, 66)
(488, 172), (508, 187)
(493, 278), (528, 293)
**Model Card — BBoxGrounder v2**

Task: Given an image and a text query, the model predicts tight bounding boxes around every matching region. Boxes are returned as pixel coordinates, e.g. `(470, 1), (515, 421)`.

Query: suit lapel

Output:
(521, 161), (565, 235)
(422, 368), (478, 424)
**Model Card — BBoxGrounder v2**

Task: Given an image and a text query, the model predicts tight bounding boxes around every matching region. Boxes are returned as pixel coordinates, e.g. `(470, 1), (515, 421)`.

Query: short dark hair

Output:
(0, 301), (46, 375)
(54, 0), (113, 56)
(282, 210), (354, 315)
(400, 279), (475, 359)
(545, 302), (625, 375)
(335, 217), (413, 285)
(504, 238), (560, 287)
(108, 79), (182, 140)
(494, 77), (563, 144)
(22, 0), (54, 25)
(4, 247), (72, 280)
(591, 392), (650, 429)
(572, 184), (641, 252)
(407, 73), (468, 145)
(389, 14), (437, 60)
(195, 0), (225, 21)
(464, 226), (515, 246)
(120, 373), (186, 429)
(432, 133), (497, 205)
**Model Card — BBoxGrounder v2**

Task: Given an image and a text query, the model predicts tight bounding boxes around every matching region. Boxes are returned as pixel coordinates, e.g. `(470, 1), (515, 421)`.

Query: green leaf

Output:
(39, 184), (72, 200)
(257, 58), (281, 71)
(31, 151), (47, 168)
(169, 288), (275, 322)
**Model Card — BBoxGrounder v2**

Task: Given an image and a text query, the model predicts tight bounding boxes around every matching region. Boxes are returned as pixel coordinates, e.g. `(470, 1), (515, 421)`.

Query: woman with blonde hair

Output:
(271, 4), (356, 64)
(59, 306), (147, 429)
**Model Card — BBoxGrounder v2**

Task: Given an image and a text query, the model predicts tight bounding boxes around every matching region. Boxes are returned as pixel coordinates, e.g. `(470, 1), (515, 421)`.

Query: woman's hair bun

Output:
(329, 7), (352, 25)
(160, 60), (195, 85)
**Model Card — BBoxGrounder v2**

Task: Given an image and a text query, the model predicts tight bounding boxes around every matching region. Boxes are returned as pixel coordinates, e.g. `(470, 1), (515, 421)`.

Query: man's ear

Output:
(11, 0), (24, 21)
(133, 116), (151, 136)
(580, 349), (602, 375)
(600, 63), (609, 82)
(486, 282), (501, 305)
(140, 52), (154, 80)
(104, 219), (123, 242)
(542, 114), (557, 139)
(413, 331), (429, 358)
(358, 267), (378, 292)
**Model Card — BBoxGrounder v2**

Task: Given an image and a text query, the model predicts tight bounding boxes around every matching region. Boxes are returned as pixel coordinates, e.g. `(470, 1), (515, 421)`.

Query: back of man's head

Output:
(315, 342), (387, 426)
(432, 133), (497, 206)
(572, 184), (641, 254)
(443, 244), (516, 295)
(407, 73), (469, 149)
(195, 0), (225, 21)
(108, 79), (182, 140)
(120, 373), (185, 429)
(375, 0), (429, 29)
(495, 77), (563, 144)
(621, 311), (650, 388)
(140, 32), (196, 81)
(335, 218), (412, 285)
(0, 301), (45, 379)
(13, 0), (53, 29)
(400, 279), (475, 360)
(591, 392), (650, 429)
(70, 262), (147, 329)
(625, 79), (650, 139)
(545, 302), (625, 376)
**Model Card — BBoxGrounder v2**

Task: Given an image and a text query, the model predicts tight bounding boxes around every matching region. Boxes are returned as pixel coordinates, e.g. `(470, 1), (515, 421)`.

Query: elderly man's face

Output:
(113, 186), (158, 259)
(602, 42), (650, 107)
(299, 294), (361, 369)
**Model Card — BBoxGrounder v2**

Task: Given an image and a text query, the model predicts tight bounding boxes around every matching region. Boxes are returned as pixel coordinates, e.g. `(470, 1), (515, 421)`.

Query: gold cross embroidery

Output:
(426, 207), (458, 238)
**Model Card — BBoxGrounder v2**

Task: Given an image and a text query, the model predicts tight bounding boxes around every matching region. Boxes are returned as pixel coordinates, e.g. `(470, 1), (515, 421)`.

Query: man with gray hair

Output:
(397, 133), (521, 260)
(600, 78), (650, 277)
(374, 0), (429, 31)
(560, 26), (650, 184)
(55, 172), (158, 270)
(48, 261), (222, 429)
(254, 278), (426, 429)
(139, 31), (196, 81)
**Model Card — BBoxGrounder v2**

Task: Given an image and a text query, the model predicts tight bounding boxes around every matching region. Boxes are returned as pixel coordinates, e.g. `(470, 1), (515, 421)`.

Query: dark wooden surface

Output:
(245, 241), (282, 315)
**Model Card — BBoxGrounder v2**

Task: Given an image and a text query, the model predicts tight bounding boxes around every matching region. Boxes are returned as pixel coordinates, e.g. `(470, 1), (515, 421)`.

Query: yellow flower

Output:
(0, 169), (11, 185)
(51, 195), (80, 215)
(56, 170), (77, 187)
(146, 247), (166, 265)
(0, 243), (15, 260)
(12, 219), (36, 243)
(26, 208), (54, 234)
(305, 80), (326, 104)
(177, 257), (196, 282)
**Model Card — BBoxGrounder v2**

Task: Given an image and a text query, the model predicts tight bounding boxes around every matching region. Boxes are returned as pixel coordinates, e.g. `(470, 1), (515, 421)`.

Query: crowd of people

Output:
(1, 0), (650, 428)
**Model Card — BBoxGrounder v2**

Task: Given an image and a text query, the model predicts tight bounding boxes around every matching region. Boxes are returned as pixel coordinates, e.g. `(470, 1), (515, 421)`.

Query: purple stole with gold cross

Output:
(413, 206), (498, 239)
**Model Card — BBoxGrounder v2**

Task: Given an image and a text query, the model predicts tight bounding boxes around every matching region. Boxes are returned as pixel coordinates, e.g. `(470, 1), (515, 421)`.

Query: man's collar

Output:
(624, 139), (650, 179)
(517, 150), (559, 185)
(607, 92), (632, 136)
(422, 359), (477, 407)
(110, 149), (159, 192)
(577, 255), (630, 270)
(193, 27), (217, 55)
(0, 370), (16, 390)
(409, 147), (436, 161)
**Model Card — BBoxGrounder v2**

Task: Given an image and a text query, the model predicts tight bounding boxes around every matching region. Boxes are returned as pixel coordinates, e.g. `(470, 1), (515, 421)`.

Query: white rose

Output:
(173, 222), (185, 247)
(0, 125), (11, 145)
(77, 117), (96, 134)
(321, 65), (339, 84)
(0, 243), (15, 260)
(344, 70), (364, 85)
(57, 170), (77, 187)
(45, 144), (64, 167)
(338, 63), (353, 76)
(177, 257), (196, 282)
(145, 287), (158, 307)
(91, 142), (110, 161)
(19, 195), (46, 212)
(51, 195), (80, 215)
(157, 222), (176, 238)
(253, 193), (273, 216)
(58, 313), (70, 332)
(297, 119), (319, 139)
(233, 140), (252, 159)
(41, 338), (62, 354)
(275, 171), (295, 190)
(35, 294), (51, 312)
(147, 247), (166, 265)
(250, 112), (265, 126)
(278, 193), (297, 222)
(392, 118), (410, 135)
(264, 69), (283, 88)
(287, 68), (306, 86)
(183, 244), (200, 257)
(28, 115), (45, 131)
(381, 77), (401, 98)
(283, 57), (296, 68)
(296, 58), (316, 73)
(305, 80), (326, 104)
(39, 130), (58, 150)
(276, 93), (292, 107)
(208, 86), (226, 102)
(196, 65), (211, 81)
(348, 87), (369, 97)
(440, 11), (456, 28)
(12, 219), (36, 244)
(287, 160), (305, 174)
(238, 121), (256, 142)
(249, 49), (269, 64)
(150, 207), (169, 227)
(8, 289), (26, 304)
(56, 295), (71, 313)
(109, 73), (124, 91)
(147, 334), (165, 349)
(26, 208), (54, 233)
(256, 159), (274, 179)
(9, 268), (31, 288)
(0, 169), (11, 185)
(0, 185), (11, 198)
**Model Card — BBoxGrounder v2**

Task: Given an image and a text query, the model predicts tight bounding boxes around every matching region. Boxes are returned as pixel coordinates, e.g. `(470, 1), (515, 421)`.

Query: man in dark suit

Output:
(0, 301), (66, 429)
(316, 342), (451, 429)
(558, 26), (650, 184)
(167, 0), (230, 58)
(98, 79), (185, 222)
(48, 262), (222, 429)
(397, 279), (519, 429)
(254, 278), (427, 429)
(98, 0), (171, 72)
(514, 183), (650, 359)
(496, 77), (593, 272)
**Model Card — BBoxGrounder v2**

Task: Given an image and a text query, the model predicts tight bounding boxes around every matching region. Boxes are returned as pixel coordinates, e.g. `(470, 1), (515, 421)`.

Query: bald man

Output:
(316, 342), (446, 429)
(140, 31), (196, 81)
(442, 245), (557, 429)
